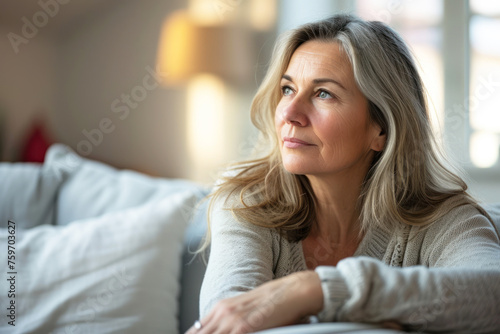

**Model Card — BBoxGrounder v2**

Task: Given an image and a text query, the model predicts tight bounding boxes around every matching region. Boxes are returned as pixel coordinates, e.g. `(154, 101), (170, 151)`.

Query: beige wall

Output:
(0, 0), (233, 181)
(0, 25), (57, 161)
(54, 0), (192, 178)
(0, 0), (264, 182)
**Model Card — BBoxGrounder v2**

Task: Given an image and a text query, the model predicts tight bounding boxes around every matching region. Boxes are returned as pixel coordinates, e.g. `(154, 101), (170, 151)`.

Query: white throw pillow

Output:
(0, 162), (70, 228)
(44, 143), (206, 225)
(0, 191), (198, 334)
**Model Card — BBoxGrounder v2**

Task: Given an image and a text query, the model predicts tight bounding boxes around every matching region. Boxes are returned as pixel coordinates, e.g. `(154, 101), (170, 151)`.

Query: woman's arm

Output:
(315, 209), (500, 333)
(193, 270), (323, 334)
(196, 195), (326, 334)
(199, 196), (276, 319)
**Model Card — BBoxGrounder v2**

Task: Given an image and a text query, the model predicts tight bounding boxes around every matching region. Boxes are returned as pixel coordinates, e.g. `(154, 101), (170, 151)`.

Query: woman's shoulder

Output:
(208, 183), (270, 235)
(416, 196), (500, 254)
(440, 196), (495, 226)
(412, 196), (500, 268)
(425, 196), (496, 235)
(211, 166), (264, 203)
(208, 183), (300, 275)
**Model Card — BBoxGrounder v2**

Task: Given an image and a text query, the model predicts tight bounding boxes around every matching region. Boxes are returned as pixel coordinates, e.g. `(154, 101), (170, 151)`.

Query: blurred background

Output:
(0, 0), (498, 202)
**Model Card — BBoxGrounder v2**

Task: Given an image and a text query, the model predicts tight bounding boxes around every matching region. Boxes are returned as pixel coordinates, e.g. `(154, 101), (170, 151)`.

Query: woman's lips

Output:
(283, 136), (314, 148)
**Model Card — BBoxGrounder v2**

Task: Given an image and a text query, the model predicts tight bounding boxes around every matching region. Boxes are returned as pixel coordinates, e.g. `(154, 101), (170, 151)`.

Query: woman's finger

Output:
(185, 317), (211, 334)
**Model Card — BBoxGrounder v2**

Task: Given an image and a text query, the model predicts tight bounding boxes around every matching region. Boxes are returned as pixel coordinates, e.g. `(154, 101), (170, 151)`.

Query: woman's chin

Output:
(282, 163), (312, 176)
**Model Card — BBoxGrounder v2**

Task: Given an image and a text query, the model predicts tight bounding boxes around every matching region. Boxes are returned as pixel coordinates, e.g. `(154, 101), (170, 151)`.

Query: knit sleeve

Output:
(315, 206), (500, 333)
(199, 196), (275, 319)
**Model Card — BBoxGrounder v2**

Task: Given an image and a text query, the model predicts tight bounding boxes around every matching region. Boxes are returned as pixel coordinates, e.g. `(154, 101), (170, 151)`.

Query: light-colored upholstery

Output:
(0, 192), (198, 334)
(0, 144), (210, 334)
(0, 161), (70, 228)
(254, 323), (399, 333)
(44, 144), (207, 225)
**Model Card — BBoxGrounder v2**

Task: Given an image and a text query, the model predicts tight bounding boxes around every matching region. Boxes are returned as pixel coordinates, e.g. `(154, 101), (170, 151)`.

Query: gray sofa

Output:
(0, 143), (497, 334)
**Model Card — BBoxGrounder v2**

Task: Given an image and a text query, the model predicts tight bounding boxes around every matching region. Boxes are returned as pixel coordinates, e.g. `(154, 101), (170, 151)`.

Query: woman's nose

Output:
(281, 96), (309, 127)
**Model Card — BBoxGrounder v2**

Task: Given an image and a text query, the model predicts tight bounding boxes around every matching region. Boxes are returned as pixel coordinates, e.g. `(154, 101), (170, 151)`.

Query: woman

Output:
(187, 14), (500, 334)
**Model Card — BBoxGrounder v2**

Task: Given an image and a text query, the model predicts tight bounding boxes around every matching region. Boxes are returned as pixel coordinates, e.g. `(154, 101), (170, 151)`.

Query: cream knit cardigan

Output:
(200, 197), (500, 333)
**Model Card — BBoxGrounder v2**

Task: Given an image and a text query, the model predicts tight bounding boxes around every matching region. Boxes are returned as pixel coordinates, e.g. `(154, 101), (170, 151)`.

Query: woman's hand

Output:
(186, 270), (323, 334)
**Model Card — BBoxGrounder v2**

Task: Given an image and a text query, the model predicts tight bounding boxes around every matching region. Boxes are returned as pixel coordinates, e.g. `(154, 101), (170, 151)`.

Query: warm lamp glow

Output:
(156, 10), (253, 85)
(188, 0), (276, 28)
(157, 11), (195, 83)
(188, 0), (224, 25)
(249, 0), (277, 30)
(187, 74), (225, 178)
(156, 9), (257, 182)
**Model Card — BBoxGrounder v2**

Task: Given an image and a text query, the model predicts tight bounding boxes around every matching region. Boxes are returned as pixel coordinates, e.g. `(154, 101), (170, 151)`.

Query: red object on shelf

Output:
(20, 121), (53, 163)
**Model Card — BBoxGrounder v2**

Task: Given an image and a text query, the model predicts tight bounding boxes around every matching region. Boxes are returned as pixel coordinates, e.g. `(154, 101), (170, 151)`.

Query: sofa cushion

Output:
(0, 161), (70, 229)
(44, 144), (207, 225)
(0, 190), (198, 334)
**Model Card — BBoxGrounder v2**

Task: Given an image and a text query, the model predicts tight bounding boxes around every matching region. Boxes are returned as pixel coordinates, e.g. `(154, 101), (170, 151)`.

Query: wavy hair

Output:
(200, 14), (474, 251)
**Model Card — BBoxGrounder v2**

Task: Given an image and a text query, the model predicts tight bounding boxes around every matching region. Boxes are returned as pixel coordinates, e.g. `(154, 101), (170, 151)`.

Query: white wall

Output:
(0, 25), (57, 161)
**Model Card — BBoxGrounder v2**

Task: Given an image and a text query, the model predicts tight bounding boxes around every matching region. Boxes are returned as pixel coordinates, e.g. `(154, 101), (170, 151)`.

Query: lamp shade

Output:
(157, 11), (255, 85)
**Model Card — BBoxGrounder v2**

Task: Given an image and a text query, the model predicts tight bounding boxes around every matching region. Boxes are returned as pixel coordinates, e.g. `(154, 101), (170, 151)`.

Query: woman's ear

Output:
(370, 124), (386, 152)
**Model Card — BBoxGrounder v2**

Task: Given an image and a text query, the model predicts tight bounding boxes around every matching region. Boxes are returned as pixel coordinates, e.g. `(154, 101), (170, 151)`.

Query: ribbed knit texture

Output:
(200, 198), (500, 333)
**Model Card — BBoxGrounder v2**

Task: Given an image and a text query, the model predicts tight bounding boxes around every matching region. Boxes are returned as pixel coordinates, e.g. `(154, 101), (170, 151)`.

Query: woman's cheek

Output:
(275, 102), (286, 122)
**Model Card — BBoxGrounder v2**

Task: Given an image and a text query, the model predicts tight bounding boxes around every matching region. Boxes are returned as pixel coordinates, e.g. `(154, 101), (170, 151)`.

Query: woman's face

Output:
(275, 40), (384, 179)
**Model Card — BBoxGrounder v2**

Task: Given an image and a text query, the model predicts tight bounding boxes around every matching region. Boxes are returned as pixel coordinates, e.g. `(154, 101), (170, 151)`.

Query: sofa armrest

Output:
(178, 199), (209, 334)
(254, 323), (405, 333)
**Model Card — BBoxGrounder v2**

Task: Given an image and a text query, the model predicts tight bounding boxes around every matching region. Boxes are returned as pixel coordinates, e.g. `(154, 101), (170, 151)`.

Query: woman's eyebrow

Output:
(281, 74), (346, 91)
(281, 74), (293, 82)
(312, 78), (346, 90)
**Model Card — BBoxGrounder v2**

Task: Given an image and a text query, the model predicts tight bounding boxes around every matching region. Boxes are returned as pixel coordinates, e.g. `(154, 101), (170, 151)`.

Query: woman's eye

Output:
(318, 90), (332, 99)
(282, 86), (293, 96)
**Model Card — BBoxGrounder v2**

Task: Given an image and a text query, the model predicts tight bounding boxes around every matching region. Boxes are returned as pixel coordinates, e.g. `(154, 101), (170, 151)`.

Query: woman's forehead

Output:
(284, 41), (354, 86)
